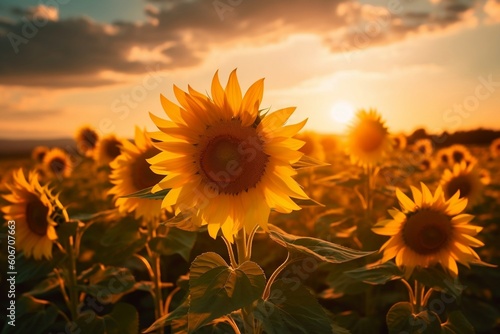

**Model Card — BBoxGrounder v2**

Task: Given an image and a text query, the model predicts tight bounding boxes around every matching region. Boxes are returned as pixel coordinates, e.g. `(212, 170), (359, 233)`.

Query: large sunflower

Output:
(440, 161), (488, 207)
(148, 70), (309, 242)
(75, 125), (99, 157)
(346, 109), (392, 167)
(94, 134), (124, 166)
(373, 183), (487, 276)
(108, 127), (164, 221)
(43, 148), (73, 179)
(2, 169), (68, 260)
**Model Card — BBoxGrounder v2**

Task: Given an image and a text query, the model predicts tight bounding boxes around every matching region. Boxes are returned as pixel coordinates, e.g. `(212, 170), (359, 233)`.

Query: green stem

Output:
(414, 280), (424, 313)
(222, 236), (238, 268)
(422, 288), (434, 308)
(262, 253), (291, 300)
(401, 278), (415, 305)
(235, 229), (248, 264)
(66, 236), (79, 321)
(245, 225), (259, 261)
(235, 229), (254, 333)
(146, 219), (164, 334)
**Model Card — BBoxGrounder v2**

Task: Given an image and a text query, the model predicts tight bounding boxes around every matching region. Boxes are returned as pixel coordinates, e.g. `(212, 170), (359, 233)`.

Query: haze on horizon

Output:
(1, 0), (500, 140)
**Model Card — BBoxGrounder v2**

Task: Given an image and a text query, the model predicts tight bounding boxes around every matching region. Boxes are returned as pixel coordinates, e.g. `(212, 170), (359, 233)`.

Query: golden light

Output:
(330, 100), (356, 127)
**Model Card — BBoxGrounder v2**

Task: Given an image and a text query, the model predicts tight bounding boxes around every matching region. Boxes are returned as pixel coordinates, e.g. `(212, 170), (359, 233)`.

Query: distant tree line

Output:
(407, 128), (500, 147)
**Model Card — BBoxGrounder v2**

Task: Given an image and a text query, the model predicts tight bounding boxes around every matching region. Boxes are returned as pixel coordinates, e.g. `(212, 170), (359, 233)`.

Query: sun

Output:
(330, 100), (356, 126)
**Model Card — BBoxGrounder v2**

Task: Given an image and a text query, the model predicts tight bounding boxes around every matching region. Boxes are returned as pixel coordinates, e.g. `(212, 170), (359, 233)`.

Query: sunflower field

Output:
(1, 70), (500, 334)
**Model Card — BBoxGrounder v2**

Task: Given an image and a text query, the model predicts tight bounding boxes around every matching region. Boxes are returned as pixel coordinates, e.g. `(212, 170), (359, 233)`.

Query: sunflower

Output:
(43, 148), (73, 179)
(448, 144), (471, 165)
(419, 157), (435, 171)
(75, 125), (99, 157)
(490, 138), (500, 158)
(1, 169), (68, 260)
(295, 131), (325, 162)
(440, 162), (487, 207)
(413, 139), (433, 156)
(148, 70), (309, 242)
(32, 146), (49, 164)
(345, 109), (392, 167)
(108, 127), (164, 221)
(94, 134), (124, 166)
(372, 182), (488, 276)
(391, 133), (407, 150)
(436, 148), (451, 167)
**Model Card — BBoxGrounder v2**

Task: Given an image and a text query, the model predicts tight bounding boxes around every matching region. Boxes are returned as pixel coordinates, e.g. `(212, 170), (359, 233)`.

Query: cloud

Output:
(0, 0), (489, 88)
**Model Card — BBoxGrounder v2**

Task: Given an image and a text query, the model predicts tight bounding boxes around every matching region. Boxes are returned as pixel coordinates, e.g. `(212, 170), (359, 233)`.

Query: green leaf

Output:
(188, 252), (266, 333)
(386, 302), (441, 334)
(1, 295), (59, 334)
(14, 252), (62, 284)
(413, 267), (464, 299)
(74, 302), (139, 334)
(345, 261), (404, 285)
(78, 267), (135, 304)
(121, 186), (169, 199)
(268, 226), (374, 264)
(253, 279), (332, 334)
(149, 227), (197, 261)
(441, 311), (474, 334)
(26, 274), (60, 296)
(292, 154), (329, 169)
(144, 295), (190, 333)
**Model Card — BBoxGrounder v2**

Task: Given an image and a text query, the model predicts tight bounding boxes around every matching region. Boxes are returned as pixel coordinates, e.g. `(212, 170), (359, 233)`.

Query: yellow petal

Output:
(396, 188), (416, 212)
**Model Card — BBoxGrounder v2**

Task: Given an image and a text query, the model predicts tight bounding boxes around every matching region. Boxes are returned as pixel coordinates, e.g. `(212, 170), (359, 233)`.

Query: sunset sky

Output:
(1, 0), (500, 140)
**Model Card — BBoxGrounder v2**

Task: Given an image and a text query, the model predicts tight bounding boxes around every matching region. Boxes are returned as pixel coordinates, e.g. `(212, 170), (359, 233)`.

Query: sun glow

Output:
(330, 101), (356, 127)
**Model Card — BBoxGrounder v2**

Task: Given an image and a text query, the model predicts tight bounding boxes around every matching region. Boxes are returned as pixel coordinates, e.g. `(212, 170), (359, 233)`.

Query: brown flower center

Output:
(452, 150), (464, 163)
(353, 121), (386, 152)
(440, 153), (449, 164)
(403, 209), (451, 255)
(26, 195), (50, 236)
(198, 119), (268, 195)
(79, 129), (99, 151)
(131, 147), (164, 191)
(418, 145), (427, 154)
(49, 157), (67, 175)
(445, 175), (472, 198)
(104, 139), (122, 161)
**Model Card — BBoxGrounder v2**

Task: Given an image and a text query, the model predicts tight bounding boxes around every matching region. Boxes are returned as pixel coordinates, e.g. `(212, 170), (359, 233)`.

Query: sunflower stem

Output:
(245, 225), (259, 261)
(401, 278), (415, 305)
(414, 280), (425, 313)
(262, 253), (291, 300)
(222, 236), (238, 268)
(235, 229), (255, 333)
(146, 218), (164, 334)
(66, 235), (79, 321)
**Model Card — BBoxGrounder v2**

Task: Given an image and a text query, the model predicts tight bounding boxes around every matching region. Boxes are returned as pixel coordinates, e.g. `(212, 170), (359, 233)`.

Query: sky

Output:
(0, 0), (500, 140)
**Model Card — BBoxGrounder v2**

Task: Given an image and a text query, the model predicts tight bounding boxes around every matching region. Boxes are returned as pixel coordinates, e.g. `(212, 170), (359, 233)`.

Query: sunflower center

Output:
(26, 196), (50, 236)
(403, 210), (451, 255)
(354, 121), (385, 152)
(441, 154), (449, 164)
(445, 175), (472, 198)
(50, 157), (66, 175)
(80, 129), (98, 151)
(131, 148), (164, 191)
(452, 151), (464, 163)
(418, 145), (427, 154)
(199, 121), (268, 195)
(105, 139), (122, 161)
